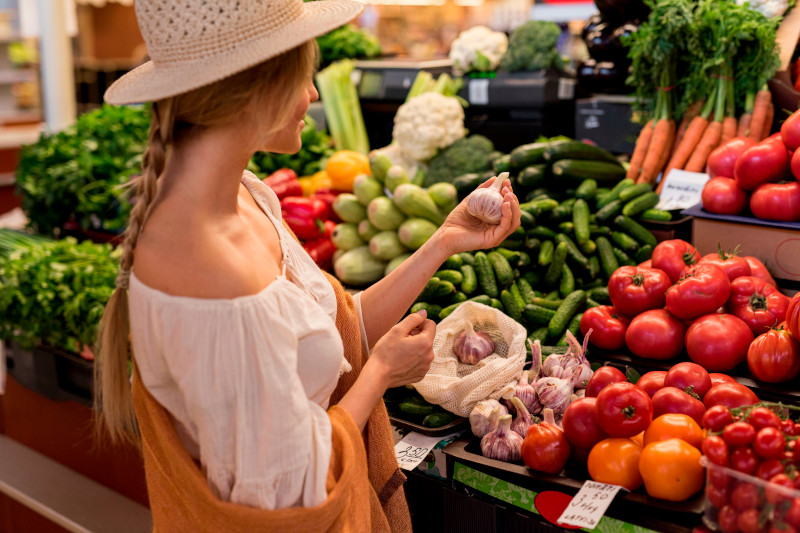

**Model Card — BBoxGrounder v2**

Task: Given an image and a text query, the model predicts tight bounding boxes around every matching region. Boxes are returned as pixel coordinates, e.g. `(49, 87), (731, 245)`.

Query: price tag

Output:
(656, 169), (710, 211)
(558, 78), (576, 100)
(468, 79), (490, 105)
(557, 480), (622, 529)
(394, 432), (445, 471)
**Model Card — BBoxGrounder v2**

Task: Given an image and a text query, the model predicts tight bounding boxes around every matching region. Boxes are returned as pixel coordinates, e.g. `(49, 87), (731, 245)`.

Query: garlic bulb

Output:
(481, 414), (523, 462)
(453, 320), (495, 365)
(536, 366), (583, 416)
(510, 397), (539, 437)
(513, 369), (542, 415)
(528, 338), (543, 382)
(466, 172), (509, 224)
(469, 400), (507, 438)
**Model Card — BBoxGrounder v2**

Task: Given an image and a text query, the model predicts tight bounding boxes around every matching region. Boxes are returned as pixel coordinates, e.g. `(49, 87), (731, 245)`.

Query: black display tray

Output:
(444, 436), (704, 532)
(5, 341), (93, 406)
(388, 414), (468, 438)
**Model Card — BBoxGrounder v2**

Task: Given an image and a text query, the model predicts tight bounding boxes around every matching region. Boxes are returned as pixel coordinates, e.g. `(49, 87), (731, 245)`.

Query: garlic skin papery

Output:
(481, 414), (523, 462)
(453, 320), (495, 365)
(510, 397), (538, 437)
(536, 366), (583, 416)
(469, 400), (508, 438)
(466, 172), (509, 224)
(513, 370), (542, 415)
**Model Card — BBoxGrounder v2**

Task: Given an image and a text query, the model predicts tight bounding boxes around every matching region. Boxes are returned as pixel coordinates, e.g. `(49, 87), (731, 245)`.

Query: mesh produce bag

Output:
(414, 301), (527, 417)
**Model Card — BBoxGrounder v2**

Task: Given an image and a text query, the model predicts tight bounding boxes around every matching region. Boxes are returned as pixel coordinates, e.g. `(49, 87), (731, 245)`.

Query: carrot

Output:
(748, 88), (772, 142)
(672, 101), (704, 155)
(639, 119), (673, 184)
(662, 115), (709, 180)
(655, 120), (677, 178)
(685, 121), (723, 172)
(627, 120), (654, 181)
(761, 102), (774, 140)
(720, 116), (738, 143)
(737, 113), (752, 137)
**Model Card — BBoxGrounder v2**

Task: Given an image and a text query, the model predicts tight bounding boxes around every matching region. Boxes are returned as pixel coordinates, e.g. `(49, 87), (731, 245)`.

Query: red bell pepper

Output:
(304, 236), (337, 271)
(264, 169), (301, 200)
(281, 196), (328, 240)
(311, 189), (346, 223)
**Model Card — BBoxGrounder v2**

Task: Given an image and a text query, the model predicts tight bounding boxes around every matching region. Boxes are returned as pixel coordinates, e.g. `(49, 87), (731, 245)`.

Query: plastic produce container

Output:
(701, 456), (800, 532)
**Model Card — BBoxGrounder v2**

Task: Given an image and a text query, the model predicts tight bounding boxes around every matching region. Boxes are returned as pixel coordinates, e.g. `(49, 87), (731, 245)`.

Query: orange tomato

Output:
(643, 413), (704, 450)
(638, 438), (704, 501)
(630, 432), (644, 447)
(587, 438), (643, 491)
(325, 151), (370, 191)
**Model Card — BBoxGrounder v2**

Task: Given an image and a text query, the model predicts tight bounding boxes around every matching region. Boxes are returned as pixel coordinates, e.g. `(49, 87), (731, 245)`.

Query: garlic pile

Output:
(529, 332), (595, 417)
(481, 414), (522, 462)
(469, 400), (507, 438)
(466, 172), (509, 224)
(512, 369), (541, 415)
(453, 320), (495, 365)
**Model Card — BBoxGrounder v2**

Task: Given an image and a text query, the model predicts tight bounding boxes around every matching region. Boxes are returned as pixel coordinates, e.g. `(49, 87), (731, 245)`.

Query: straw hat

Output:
(105, 0), (364, 105)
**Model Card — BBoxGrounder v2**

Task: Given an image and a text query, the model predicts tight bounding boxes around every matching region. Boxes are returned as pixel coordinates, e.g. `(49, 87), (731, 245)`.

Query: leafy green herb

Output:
(249, 114), (335, 177)
(317, 25), (381, 64)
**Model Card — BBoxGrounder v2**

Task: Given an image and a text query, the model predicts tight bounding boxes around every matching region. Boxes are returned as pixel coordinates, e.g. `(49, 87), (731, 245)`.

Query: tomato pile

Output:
(581, 238), (800, 383)
(702, 108), (800, 222)
(701, 402), (800, 533)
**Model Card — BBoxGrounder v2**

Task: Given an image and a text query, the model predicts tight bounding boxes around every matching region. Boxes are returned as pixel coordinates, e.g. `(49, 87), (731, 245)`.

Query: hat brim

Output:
(104, 0), (364, 105)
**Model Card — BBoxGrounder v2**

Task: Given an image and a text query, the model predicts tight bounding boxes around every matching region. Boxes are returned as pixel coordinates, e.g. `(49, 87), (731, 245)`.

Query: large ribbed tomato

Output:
(786, 293), (800, 340)
(747, 326), (800, 383)
(727, 276), (789, 335)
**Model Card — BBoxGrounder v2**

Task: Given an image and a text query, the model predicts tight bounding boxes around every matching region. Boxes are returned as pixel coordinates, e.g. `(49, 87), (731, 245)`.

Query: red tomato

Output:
(786, 293), (800, 340)
(698, 249), (752, 282)
(747, 327), (800, 383)
(728, 276), (790, 335)
(636, 370), (667, 397)
(708, 137), (758, 178)
(561, 398), (608, 451)
(737, 509), (762, 533)
(703, 405), (734, 431)
(686, 314), (754, 372)
(521, 418), (571, 474)
(723, 421), (757, 447)
(734, 137), (790, 191)
(702, 177), (750, 215)
(706, 483), (730, 510)
(730, 446), (759, 475)
(747, 407), (782, 430)
(767, 474), (796, 505)
(625, 309), (686, 360)
(607, 266), (671, 317)
(666, 264), (731, 320)
(792, 145), (800, 181)
(750, 181), (800, 222)
(651, 387), (706, 426)
(743, 256), (778, 287)
(709, 373), (738, 387)
(584, 365), (627, 397)
(580, 306), (631, 351)
(664, 362), (712, 399)
(703, 382), (759, 409)
(731, 481), (760, 510)
(594, 382), (653, 438)
(718, 505), (738, 533)
(755, 427), (786, 460)
(638, 259), (652, 268)
(783, 109), (800, 152)
(756, 459), (785, 480)
(651, 239), (701, 284)
(787, 499), (800, 528)
(702, 436), (729, 468)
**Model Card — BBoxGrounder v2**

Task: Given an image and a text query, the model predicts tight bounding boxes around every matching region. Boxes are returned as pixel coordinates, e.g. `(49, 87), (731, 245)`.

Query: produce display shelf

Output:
(444, 436), (704, 533)
(4, 341), (93, 407)
(388, 414), (468, 438)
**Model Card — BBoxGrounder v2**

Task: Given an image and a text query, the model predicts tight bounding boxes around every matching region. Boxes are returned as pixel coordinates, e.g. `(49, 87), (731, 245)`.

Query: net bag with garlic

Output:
(413, 301), (527, 417)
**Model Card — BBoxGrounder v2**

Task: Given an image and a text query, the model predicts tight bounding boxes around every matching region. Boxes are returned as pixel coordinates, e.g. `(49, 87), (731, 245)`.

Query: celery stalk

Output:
(316, 60), (369, 154)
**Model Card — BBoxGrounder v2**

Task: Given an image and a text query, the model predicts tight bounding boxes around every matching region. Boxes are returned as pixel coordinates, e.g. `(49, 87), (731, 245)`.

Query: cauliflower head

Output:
(736, 0), (788, 19)
(449, 25), (509, 74)
(393, 93), (466, 162)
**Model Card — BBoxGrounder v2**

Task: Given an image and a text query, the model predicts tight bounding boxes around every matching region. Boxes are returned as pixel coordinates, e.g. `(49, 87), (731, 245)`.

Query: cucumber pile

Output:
(383, 387), (458, 428)
(412, 173), (666, 347)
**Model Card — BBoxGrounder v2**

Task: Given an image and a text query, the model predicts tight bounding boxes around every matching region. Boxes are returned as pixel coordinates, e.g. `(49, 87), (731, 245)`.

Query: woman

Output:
(95, 0), (521, 531)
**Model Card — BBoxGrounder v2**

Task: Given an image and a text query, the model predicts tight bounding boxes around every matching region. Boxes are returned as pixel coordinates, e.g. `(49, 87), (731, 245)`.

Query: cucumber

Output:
(444, 254), (464, 270)
(510, 282), (526, 311)
(522, 304), (557, 325)
(501, 290), (523, 322)
(611, 231), (639, 254)
(490, 298), (504, 311)
(493, 154), (512, 173)
(573, 199), (591, 245)
(551, 159), (626, 184)
(495, 247), (521, 265)
(400, 400), (436, 416)
(576, 179), (598, 200)
(436, 269), (464, 285)
(488, 251), (515, 289)
(459, 252), (475, 265)
(588, 255), (600, 279)
(474, 252), (499, 298)
(453, 292), (468, 303)
(509, 141), (555, 169)
(519, 210), (536, 228)
(596, 178), (635, 208)
(418, 278), (440, 301)
(613, 247), (636, 266)
(559, 263), (575, 297)
(544, 241), (568, 287)
(423, 412), (457, 428)
(558, 221), (575, 234)
(523, 271), (540, 287)
(516, 164), (548, 188)
(549, 204), (573, 223)
(528, 225), (559, 240)
(500, 237), (524, 250)
(530, 296), (564, 310)
(469, 295), (492, 305)
(639, 208), (673, 222)
(618, 182), (653, 202)
(596, 236), (619, 279)
(547, 290), (587, 339)
(636, 245), (654, 264)
(439, 302), (463, 320)
(517, 278), (536, 304)
(594, 199), (625, 223)
(614, 215), (658, 247)
(557, 313), (584, 346)
(433, 280), (457, 299)
(586, 298), (602, 308)
(587, 286), (611, 304)
(527, 327), (550, 345)
(580, 239), (597, 255)
(460, 264), (478, 294)
(545, 290), (561, 300)
(453, 173), (483, 200)
(555, 233), (590, 270)
(538, 240), (555, 266)
(589, 225), (612, 237)
(622, 192), (660, 217)
(517, 251), (532, 268)
(520, 199), (559, 218)
(543, 141), (620, 165)
(410, 302), (442, 316)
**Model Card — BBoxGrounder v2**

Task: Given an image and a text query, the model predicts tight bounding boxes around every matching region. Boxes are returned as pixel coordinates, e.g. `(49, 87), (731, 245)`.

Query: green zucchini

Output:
(522, 304), (557, 325)
(460, 264), (477, 294)
(410, 302), (442, 316)
(573, 199), (591, 245)
(618, 183), (653, 202)
(501, 290), (523, 322)
(436, 269), (464, 285)
(596, 178), (635, 208)
(551, 159), (626, 184)
(596, 236), (619, 279)
(474, 252), (498, 298)
(639, 208), (673, 222)
(544, 241), (568, 287)
(559, 263), (575, 297)
(611, 231), (639, 253)
(622, 192), (660, 217)
(547, 290), (587, 339)
(575, 178), (598, 200)
(543, 141), (620, 165)
(488, 251), (515, 289)
(516, 164), (548, 188)
(444, 254), (464, 270)
(614, 215), (658, 247)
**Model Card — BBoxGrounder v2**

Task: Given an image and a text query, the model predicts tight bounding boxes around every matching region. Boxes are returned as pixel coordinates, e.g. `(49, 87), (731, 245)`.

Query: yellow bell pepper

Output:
(298, 176), (316, 196)
(311, 170), (332, 192)
(325, 151), (370, 191)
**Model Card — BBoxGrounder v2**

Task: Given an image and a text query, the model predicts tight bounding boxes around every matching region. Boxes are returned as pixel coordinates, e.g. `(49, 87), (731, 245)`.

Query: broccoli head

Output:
(424, 135), (495, 186)
(500, 21), (564, 73)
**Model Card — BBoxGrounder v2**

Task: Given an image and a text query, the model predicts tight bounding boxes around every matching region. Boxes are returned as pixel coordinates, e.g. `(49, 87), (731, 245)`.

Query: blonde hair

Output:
(94, 41), (317, 445)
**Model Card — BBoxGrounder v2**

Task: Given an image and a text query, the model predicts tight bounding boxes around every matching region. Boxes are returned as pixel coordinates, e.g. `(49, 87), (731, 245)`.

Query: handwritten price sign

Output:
(557, 481), (622, 529)
(656, 169), (710, 211)
(393, 432), (441, 471)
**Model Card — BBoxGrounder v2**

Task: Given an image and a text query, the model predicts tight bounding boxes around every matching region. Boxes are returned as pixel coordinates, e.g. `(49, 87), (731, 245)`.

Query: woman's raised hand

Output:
(370, 310), (436, 388)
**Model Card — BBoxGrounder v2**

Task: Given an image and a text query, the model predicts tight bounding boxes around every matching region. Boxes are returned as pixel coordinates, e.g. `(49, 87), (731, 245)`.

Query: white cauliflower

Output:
(736, 0), (788, 18)
(449, 26), (509, 75)
(392, 92), (466, 162)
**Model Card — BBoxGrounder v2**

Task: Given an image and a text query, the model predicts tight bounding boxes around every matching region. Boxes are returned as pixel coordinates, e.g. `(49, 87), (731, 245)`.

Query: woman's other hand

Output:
(370, 310), (436, 388)
(437, 177), (521, 256)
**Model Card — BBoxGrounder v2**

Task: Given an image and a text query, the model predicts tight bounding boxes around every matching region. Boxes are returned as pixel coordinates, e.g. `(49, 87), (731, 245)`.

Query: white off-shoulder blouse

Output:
(129, 171), (365, 510)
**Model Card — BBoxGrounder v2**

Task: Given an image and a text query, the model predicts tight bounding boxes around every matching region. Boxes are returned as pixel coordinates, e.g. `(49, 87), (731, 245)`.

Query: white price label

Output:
(468, 79), (490, 105)
(394, 432), (443, 471)
(559, 78), (576, 100)
(557, 481), (622, 529)
(656, 169), (710, 211)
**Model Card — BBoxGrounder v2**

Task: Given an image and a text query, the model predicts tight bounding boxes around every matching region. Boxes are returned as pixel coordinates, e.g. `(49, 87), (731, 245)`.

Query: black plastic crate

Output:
(5, 341), (93, 406)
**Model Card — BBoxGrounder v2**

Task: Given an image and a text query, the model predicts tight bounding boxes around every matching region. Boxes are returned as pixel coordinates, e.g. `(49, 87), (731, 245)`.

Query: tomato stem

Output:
(622, 405), (637, 419)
